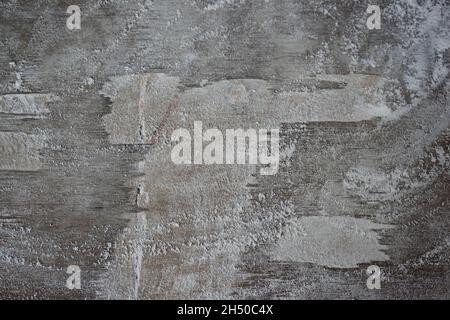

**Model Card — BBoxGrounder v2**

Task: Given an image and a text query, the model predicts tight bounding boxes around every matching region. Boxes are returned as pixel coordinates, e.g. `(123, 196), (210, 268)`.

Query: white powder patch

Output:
(203, 0), (244, 11)
(97, 212), (148, 299)
(0, 132), (45, 171)
(0, 94), (57, 117)
(271, 216), (393, 268)
(101, 73), (406, 147)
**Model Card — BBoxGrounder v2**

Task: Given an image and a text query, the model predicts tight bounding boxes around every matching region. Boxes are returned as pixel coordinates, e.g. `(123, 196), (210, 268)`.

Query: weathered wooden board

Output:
(0, 0), (448, 299)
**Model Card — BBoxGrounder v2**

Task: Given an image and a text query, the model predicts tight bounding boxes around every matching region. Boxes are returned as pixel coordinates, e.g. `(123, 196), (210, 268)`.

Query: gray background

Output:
(0, 0), (449, 299)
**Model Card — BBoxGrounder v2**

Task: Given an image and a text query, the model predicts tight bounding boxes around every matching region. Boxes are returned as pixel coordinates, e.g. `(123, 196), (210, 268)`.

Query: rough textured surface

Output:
(0, 0), (449, 299)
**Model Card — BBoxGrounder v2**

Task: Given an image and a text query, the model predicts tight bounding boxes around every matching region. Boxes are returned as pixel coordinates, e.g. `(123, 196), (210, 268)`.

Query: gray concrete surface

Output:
(0, 0), (449, 299)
